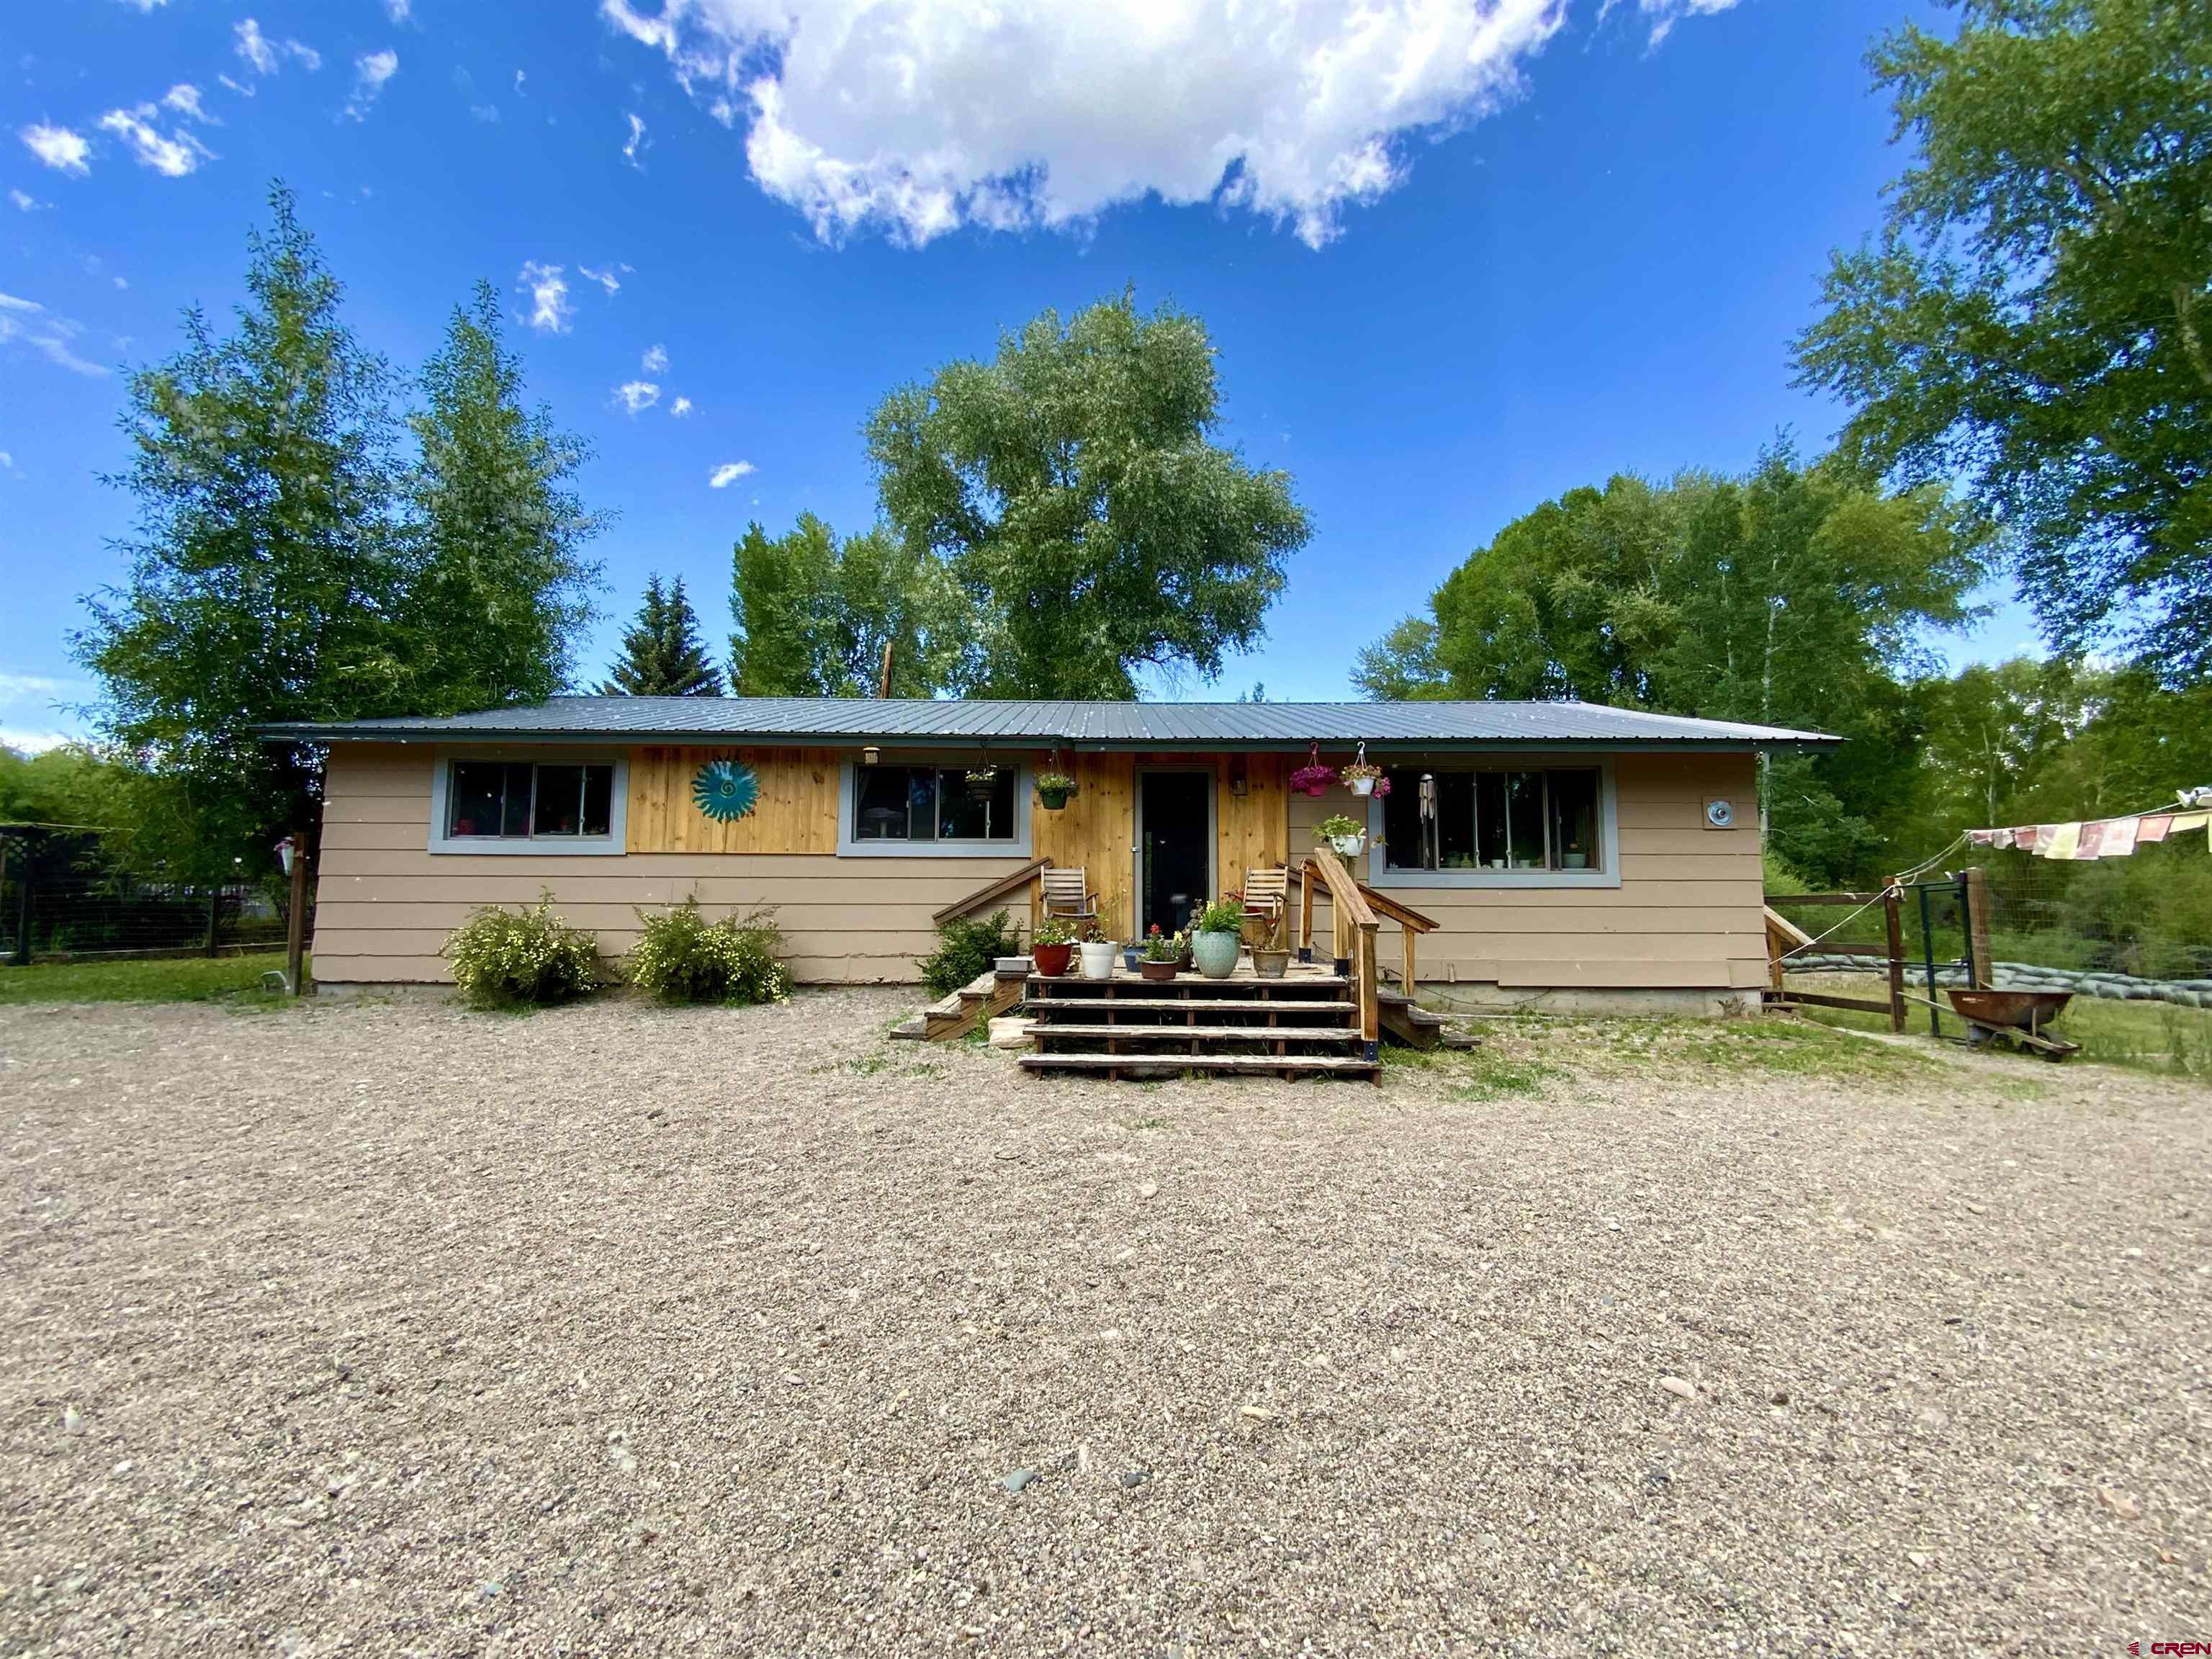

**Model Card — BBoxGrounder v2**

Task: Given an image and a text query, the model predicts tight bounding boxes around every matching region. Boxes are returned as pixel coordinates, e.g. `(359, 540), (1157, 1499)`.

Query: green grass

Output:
(1384, 1040), (1568, 1100)
(1784, 970), (2211, 1079)
(0, 953), (302, 1009)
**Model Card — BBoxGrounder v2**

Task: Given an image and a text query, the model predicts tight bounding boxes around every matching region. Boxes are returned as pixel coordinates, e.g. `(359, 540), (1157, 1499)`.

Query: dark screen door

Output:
(1138, 771), (1213, 937)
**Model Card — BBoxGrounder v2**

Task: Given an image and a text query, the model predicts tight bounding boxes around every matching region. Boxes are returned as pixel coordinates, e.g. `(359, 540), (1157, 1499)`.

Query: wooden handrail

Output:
(1283, 862), (1437, 933)
(1303, 848), (1380, 1053)
(930, 856), (1051, 926)
(1302, 848), (1375, 930)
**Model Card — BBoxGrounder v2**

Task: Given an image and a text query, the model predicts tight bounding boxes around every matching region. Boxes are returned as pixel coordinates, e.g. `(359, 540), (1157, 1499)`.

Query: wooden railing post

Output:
(1883, 883), (1907, 1033)
(1963, 866), (1992, 991)
(1358, 922), (1380, 1051)
(1298, 864), (1315, 963)
(1402, 925), (1416, 992)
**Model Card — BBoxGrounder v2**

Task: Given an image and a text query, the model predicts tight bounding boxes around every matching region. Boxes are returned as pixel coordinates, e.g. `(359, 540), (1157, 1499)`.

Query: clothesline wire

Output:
(1781, 788), (2205, 966)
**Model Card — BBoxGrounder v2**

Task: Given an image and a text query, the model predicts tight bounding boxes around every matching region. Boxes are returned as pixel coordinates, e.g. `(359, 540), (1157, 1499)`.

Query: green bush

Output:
(626, 896), (791, 1005)
(442, 894), (604, 1008)
(919, 907), (1022, 994)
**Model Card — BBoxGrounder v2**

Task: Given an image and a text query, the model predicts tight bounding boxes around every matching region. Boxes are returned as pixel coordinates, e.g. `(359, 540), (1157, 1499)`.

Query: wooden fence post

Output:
(1963, 866), (1992, 991)
(284, 839), (310, 997)
(1882, 884), (1907, 1033)
(204, 886), (221, 958)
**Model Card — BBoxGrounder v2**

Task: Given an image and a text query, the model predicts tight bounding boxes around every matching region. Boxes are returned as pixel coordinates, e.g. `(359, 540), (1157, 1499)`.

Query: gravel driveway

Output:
(1, 990), (2206, 1656)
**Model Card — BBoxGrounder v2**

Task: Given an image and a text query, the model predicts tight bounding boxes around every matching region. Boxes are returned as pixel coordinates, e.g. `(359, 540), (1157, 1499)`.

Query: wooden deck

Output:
(1020, 960), (1382, 1082)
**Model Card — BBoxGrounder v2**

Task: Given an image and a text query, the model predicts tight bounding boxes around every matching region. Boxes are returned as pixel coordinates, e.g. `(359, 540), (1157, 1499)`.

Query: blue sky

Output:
(1, 0), (2036, 748)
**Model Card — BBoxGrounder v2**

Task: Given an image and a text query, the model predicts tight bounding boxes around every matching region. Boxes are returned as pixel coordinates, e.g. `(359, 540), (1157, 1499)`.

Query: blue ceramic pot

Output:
(1192, 930), (1241, 980)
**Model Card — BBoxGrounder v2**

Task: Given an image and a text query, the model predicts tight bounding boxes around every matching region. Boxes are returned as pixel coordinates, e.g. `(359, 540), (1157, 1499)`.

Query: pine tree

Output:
(602, 575), (724, 696)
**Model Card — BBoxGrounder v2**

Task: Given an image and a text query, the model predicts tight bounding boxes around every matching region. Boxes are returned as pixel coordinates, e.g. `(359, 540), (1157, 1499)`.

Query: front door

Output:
(1137, 770), (1213, 938)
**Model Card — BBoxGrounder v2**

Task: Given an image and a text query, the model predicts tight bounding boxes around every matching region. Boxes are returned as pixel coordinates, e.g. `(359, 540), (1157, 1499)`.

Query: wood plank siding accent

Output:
(312, 742), (1763, 992)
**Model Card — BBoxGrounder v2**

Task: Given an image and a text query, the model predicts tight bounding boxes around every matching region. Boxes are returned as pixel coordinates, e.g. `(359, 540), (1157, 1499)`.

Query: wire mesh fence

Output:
(0, 828), (305, 963)
(1771, 834), (2212, 1074)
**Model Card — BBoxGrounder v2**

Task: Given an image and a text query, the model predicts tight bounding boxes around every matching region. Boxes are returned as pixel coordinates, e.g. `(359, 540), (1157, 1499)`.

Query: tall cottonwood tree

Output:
(402, 282), (601, 708)
(866, 292), (1308, 698)
(74, 184), (409, 876)
(1794, 0), (2212, 679)
(74, 186), (601, 877)
(602, 575), (722, 696)
(729, 514), (974, 697)
(1353, 448), (1983, 884)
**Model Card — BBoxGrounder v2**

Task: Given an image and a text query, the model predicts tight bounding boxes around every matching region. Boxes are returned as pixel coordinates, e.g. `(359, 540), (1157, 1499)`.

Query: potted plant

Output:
(1251, 906), (1291, 979)
(1138, 926), (1181, 981)
(1288, 739), (1334, 799)
(1191, 897), (1244, 980)
(1077, 920), (1118, 979)
(965, 765), (999, 801)
(1033, 916), (1076, 977)
(1316, 813), (1367, 859)
(1561, 838), (1588, 869)
(1339, 761), (1388, 797)
(1035, 768), (1077, 811)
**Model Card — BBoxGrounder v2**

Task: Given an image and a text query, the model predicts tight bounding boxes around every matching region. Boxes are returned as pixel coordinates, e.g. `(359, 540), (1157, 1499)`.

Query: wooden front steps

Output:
(1021, 964), (1380, 1083)
(891, 963), (1028, 1041)
(1377, 984), (1449, 1050)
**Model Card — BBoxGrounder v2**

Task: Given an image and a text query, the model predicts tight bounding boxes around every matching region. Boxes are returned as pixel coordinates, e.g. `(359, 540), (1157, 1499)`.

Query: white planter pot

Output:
(1078, 940), (1118, 979)
(1327, 832), (1366, 858)
(1346, 775), (1375, 796)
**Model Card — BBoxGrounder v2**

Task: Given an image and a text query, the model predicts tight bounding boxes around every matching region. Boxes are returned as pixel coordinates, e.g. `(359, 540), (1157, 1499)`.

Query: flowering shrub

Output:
(626, 896), (791, 1006)
(442, 894), (605, 1008)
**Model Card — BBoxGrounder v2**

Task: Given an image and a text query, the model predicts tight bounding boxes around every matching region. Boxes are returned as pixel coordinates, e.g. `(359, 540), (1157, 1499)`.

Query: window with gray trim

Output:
(1380, 766), (1602, 873)
(445, 760), (614, 841)
(851, 763), (1020, 842)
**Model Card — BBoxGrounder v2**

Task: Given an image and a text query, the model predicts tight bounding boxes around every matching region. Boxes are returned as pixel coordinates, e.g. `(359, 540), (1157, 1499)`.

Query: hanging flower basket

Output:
(1288, 741), (1334, 798)
(1036, 769), (1077, 811)
(965, 767), (999, 801)
(1340, 744), (1390, 798)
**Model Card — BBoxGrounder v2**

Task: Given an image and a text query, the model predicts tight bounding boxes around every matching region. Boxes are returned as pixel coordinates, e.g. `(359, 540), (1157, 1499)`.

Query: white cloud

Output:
(385, 0), (414, 22)
(344, 50), (400, 120)
(163, 84), (218, 124)
(709, 461), (755, 487)
(514, 69), (527, 95)
(235, 19), (321, 77)
(9, 189), (42, 211)
(622, 111), (648, 169)
(600, 0), (1631, 248)
(670, 395), (693, 417)
(116, 0), (167, 10)
(471, 104), (500, 123)
(1625, 0), (1744, 47)
(99, 106), (216, 176)
(577, 264), (623, 297)
(0, 451), (14, 473)
(615, 379), (660, 414)
(516, 261), (572, 333)
(19, 122), (91, 176)
(641, 343), (668, 373)
(0, 292), (107, 377)
(0, 671), (70, 698)
(218, 75), (256, 100)
(0, 728), (82, 754)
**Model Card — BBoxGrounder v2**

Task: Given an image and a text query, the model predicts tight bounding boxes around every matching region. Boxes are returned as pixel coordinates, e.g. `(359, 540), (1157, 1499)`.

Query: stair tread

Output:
(1031, 1023), (1361, 1043)
(1020, 1053), (1379, 1074)
(1026, 997), (1357, 1015)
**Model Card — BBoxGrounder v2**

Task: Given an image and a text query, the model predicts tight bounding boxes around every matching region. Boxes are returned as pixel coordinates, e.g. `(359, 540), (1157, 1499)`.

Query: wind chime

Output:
(1418, 771), (1439, 870)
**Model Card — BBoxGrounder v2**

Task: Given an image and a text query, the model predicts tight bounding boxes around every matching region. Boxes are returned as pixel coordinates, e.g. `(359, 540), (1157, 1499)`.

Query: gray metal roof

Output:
(262, 697), (1836, 750)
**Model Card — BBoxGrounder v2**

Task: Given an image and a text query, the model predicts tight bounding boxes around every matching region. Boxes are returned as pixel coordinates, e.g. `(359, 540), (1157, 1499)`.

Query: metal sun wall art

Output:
(691, 757), (760, 823)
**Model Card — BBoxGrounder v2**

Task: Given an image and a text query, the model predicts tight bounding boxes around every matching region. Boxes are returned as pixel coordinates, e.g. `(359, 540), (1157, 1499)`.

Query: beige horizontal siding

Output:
(313, 744), (1029, 986)
(315, 740), (1769, 993)
(1289, 750), (1765, 992)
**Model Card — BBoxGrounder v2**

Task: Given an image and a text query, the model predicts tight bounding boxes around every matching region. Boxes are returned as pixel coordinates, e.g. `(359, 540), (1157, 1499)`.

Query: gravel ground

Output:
(1, 990), (2207, 1657)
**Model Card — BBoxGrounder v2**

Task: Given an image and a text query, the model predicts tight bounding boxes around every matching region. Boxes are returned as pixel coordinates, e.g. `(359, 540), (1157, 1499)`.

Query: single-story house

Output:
(268, 697), (1835, 1012)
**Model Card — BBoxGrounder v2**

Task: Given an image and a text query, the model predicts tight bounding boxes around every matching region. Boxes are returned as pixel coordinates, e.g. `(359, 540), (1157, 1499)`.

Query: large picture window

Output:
(1379, 766), (1604, 875)
(431, 757), (625, 855)
(850, 764), (1021, 845)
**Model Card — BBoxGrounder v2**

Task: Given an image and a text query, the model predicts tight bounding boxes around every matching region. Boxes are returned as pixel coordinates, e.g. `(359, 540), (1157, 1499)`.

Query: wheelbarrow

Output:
(1945, 988), (2081, 1060)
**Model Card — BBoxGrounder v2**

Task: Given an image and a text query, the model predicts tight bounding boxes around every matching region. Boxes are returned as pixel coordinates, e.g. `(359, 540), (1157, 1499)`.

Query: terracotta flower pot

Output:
(1033, 940), (1074, 977)
(1138, 958), (1179, 981)
(1253, 948), (1291, 979)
